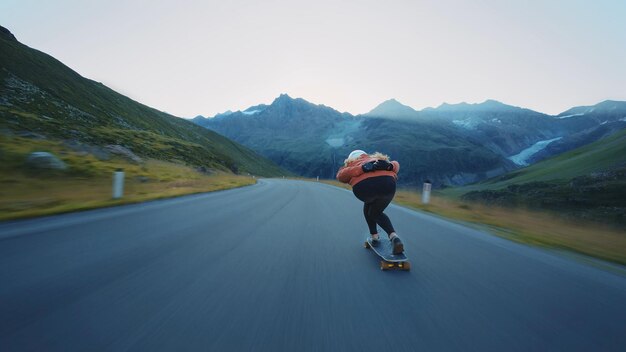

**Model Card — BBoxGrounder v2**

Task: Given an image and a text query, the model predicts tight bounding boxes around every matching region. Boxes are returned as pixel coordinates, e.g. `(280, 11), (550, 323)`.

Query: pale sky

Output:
(2, 0), (626, 117)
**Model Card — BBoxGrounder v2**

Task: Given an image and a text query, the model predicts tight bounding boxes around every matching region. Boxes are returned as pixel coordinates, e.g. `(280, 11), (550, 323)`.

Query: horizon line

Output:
(183, 94), (624, 119)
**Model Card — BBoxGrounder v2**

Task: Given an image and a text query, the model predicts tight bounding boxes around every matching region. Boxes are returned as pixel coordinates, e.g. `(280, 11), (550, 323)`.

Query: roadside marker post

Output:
(113, 169), (125, 199)
(422, 181), (432, 204)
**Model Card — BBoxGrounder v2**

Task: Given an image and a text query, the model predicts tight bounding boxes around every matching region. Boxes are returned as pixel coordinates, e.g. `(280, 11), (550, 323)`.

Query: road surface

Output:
(1, 179), (625, 351)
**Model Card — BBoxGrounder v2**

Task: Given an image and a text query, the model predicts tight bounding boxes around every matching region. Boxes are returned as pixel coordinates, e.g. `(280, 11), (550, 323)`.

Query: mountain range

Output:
(193, 95), (626, 186)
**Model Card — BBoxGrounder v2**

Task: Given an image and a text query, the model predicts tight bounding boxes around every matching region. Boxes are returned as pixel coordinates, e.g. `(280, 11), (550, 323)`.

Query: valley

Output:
(192, 92), (626, 227)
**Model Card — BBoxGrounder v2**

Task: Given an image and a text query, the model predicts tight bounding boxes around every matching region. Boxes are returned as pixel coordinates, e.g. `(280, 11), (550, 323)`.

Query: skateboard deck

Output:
(364, 237), (410, 271)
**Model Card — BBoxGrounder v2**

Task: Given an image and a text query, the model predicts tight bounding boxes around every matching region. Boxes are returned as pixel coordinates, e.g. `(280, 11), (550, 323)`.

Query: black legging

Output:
(352, 176), (396, 235)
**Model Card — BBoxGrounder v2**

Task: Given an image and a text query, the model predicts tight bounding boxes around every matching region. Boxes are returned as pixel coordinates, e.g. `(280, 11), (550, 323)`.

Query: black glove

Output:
(373, 159), (393, 171)
(361, 161), (375, 173)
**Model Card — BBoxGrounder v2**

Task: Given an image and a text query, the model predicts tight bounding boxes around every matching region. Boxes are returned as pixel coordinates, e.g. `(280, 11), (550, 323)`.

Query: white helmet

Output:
(347, 150), (366, 161)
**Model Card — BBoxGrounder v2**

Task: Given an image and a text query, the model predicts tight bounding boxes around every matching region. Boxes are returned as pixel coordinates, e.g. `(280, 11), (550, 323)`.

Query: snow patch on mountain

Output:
(325, 119), (361, 148)
(557, 113), (585, 119)
(325, 137), (344, 147)
(508, 137), (562, 166)
(242, 110), (261, 115)
(452, 118), (478, 130)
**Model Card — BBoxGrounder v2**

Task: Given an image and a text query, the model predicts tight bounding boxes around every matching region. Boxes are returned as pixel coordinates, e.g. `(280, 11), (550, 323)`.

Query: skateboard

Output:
(364, 237), (410, 271)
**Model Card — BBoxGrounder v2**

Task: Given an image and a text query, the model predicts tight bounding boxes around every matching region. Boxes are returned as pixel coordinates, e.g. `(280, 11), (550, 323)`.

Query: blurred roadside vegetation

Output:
(0, 136), (255, 221)
(318, 179), (625, 266)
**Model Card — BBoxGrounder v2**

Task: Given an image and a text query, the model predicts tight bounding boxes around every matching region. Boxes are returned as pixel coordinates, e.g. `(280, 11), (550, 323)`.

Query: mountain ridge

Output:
(198, 97), (626, 122)
(194, 95), (517, 185)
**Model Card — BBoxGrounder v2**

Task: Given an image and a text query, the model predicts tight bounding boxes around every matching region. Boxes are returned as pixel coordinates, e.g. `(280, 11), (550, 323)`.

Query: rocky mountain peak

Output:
(272, 93), (293, 104)
(481, 99), (505, 107)
(365, 98), (418, 118)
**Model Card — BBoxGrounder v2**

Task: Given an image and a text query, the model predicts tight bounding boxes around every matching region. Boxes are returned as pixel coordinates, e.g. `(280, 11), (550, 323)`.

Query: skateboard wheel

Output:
(380, 260), (394, 271)
(364, 241), (371, 249)
(402, 262), (411, 271)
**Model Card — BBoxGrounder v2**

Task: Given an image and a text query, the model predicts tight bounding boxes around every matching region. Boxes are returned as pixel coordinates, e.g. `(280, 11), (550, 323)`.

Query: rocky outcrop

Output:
(25, 152), (67, 170)
(63, 140), (110, 160)
(105, 145), (143, 163)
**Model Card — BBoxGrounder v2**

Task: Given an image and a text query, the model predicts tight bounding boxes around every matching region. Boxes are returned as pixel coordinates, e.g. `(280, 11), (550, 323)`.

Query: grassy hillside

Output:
(0, 26), (286, 177)
(450, 129), (625, 190)
(443, 129), (626, 225)
(0, 135), (257, 220)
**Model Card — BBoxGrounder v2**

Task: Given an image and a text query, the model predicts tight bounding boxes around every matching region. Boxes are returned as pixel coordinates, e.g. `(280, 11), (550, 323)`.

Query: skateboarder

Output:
(336, 150), (404, 254)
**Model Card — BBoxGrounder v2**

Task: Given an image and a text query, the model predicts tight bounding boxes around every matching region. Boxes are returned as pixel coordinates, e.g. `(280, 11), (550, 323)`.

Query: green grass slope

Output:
(0, 26), (286, 177)
(443, 129), (626, 225)
(455, 129), (625, 190)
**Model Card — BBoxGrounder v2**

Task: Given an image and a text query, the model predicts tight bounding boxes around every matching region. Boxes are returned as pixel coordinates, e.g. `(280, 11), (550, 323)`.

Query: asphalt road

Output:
(1, 179), (625, 351)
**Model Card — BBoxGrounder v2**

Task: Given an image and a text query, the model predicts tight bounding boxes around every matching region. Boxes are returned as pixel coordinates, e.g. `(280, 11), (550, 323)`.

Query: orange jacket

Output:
(336, 154), (400, 187)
